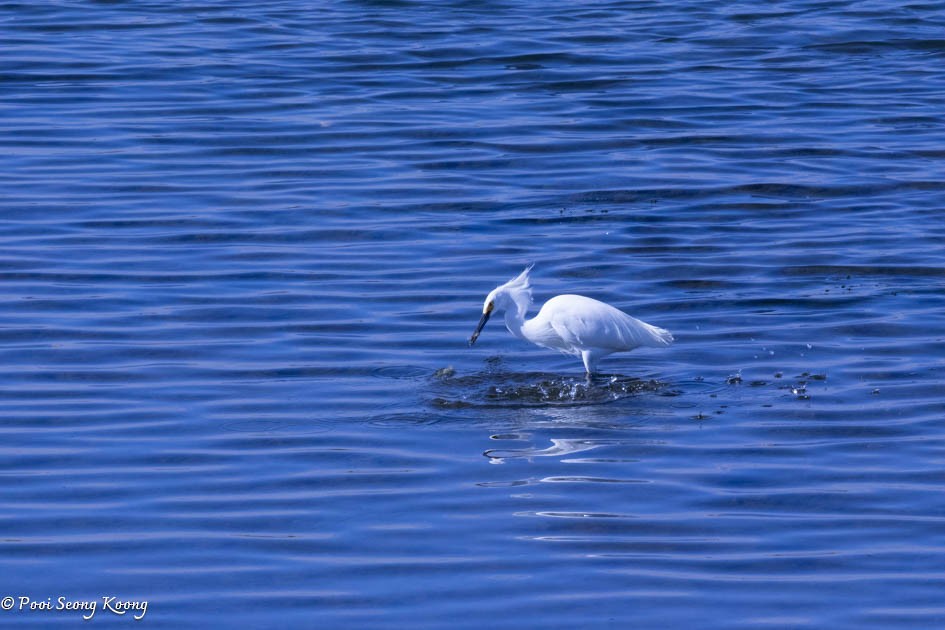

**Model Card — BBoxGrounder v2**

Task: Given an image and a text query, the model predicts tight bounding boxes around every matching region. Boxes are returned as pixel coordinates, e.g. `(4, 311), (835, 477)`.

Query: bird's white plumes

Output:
(483, 264), (534, 314)
(497, 263), (533, 315)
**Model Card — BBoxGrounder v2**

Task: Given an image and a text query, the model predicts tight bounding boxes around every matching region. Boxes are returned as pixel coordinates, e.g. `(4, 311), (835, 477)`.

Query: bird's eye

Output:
(486, 301), (495, 313)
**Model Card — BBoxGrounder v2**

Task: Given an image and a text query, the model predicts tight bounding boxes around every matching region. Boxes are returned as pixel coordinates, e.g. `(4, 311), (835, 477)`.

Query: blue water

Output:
(2, 1), (945, 627)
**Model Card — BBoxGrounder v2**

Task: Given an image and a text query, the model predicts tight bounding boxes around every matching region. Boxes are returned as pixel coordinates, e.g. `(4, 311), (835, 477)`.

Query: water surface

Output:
(2, 1), (945, 627)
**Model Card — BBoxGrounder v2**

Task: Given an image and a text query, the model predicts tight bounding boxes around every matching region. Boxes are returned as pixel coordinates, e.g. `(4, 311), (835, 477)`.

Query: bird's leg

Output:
(581, 351), (598, 382)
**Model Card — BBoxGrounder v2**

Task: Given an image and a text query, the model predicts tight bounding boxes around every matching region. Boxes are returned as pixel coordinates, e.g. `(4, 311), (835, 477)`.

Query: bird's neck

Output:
(504, 305), (528, 340)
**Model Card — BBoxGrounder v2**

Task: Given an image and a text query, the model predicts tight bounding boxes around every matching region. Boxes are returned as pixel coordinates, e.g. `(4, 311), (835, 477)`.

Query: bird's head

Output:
(469, 264), (533, 346)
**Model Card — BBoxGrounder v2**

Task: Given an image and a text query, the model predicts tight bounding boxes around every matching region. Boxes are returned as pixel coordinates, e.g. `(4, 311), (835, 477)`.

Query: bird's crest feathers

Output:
(498, 264), (534, 316)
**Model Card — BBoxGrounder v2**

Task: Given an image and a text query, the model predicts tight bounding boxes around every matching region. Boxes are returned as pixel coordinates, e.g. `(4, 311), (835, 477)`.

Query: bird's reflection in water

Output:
(484, 437), (612, 463)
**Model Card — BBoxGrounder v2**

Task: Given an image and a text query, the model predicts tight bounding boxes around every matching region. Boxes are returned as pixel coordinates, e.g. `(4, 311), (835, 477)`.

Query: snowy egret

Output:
(468, 265), (673, 375)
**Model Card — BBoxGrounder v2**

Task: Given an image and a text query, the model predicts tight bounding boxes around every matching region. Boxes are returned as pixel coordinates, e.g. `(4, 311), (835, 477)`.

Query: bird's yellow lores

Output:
(469, 265), (673, 375)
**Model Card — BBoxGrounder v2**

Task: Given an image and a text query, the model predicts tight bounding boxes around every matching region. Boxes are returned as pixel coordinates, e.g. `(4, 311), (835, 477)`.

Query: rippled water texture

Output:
(2, 1), (945, 627)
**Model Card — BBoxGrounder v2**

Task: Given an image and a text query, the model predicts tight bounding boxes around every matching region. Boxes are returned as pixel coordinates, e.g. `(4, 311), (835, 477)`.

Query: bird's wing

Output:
(546, 317), (582, 355)
(547, 295), (673, 352)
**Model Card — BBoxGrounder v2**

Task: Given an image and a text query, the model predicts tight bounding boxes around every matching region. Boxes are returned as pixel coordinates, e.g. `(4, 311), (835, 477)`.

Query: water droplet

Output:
(434, 366), (456, 379)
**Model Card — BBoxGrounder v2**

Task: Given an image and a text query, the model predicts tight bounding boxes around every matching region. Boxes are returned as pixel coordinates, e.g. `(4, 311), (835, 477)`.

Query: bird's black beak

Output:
(469, 310), (491, 346)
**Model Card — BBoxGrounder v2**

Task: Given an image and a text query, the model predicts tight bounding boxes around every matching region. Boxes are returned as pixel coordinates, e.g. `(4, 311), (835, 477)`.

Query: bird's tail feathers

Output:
(643, 323), (674, 347)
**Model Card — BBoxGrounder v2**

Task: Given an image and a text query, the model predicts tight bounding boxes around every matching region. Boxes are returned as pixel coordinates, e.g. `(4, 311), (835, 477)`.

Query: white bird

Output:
(468, 265), (673, 375)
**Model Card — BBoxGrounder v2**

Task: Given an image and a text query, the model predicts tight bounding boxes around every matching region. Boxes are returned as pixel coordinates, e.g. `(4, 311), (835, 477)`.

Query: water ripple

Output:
(3, 0), (945, 627)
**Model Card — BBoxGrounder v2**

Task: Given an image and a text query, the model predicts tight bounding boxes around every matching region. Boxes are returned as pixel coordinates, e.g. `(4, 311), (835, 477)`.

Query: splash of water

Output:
(429, 371), (665, 409)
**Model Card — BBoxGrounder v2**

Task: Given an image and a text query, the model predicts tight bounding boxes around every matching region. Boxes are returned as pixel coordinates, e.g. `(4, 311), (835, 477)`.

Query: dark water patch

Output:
(807, 39), (945, 54)
(371, 365), (432, 379)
